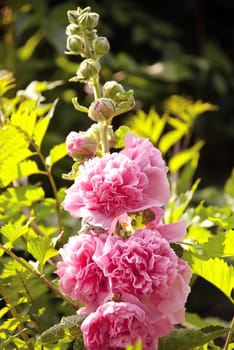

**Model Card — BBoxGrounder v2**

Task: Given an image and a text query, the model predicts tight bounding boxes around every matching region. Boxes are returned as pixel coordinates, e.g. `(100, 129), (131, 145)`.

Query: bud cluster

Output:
(66, 6), (110, 59)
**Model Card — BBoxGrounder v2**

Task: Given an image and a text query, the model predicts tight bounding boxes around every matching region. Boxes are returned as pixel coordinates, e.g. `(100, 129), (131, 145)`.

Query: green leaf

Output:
(127, 108), (167, 144)
(169, 140), (204, 173)
(158, 326), (229, 350)
(202, 230), (234, 258)
(17, 159), (42, 178)
(27, 237), (58, 268)
(0, 223), (28, 244)
(164, 95), (217, 123)
(114, 125), (130, 148)
(46, 143), (67, 168)
(126, 340), (142, 350)
(159, 129), (186, 154)
(191, 255), (234, 303)
(11, 99), (37, 138)
(33, 99), (58, 148)
(40, 314), (86, 344)
(0, 125), (33, 187)
(0, 70), (15, 96)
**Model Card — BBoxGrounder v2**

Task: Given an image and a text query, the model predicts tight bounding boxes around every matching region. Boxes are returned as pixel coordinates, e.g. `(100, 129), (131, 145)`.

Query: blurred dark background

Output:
(1, 0), (234, 323)
(1, 0), (234, 187)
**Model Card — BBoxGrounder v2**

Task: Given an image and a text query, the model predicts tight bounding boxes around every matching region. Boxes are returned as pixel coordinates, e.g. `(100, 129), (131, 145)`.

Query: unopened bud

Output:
(66, 24), (80, 36)
(88, 98), (116, 122)
(103, 81), (125, 99)
(93, 37), (110, 57)
(65, 131), (98, 160)
(66, 35), (84, 53)
(67, 10), (79, 25)
(77, 59), (100, 81)
(79, 12), (99, 29)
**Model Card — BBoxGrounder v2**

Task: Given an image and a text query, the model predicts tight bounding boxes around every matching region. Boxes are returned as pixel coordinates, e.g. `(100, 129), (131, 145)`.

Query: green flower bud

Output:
(88, 98), (116, 122)
(66, 24), (80, 36)
(93, 37), (110, 57)
(103, 81), (125, 99)
(67, 10), (79, 24)
(78, 12), (99, 29)
(66, 35), (84, 53)
(76, 59), (101, 81)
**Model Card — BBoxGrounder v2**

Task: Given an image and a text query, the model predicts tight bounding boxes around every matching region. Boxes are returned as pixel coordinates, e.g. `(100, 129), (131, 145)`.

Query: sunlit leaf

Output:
(0, 223), (28, 244)
(33, 99), (58, 148)
(46, 143), (67, 168)
(159, 129), (186, 154)
(164, 95), (217, 123)
(114, 125), (130, 148)
(202, 230), (234, 258)
(169, 140), (204, 173)
(27, 237), (58, 268)
(190, 255), (234, 303)
(127, 108), (167, 144)
(0, 70), (15, 96)
(11, 99), (37, 138)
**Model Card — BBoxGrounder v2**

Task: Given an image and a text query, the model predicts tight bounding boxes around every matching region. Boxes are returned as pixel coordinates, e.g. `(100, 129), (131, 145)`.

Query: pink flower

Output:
(146, 207), (187, 242)
(81, 301), (157, 350)
(62, 149), (170, 230)
(121, 133), (168, 174)
(94, 229), (191, 336)
(66, 131), (97, 159)
(55, 233), (110, 313)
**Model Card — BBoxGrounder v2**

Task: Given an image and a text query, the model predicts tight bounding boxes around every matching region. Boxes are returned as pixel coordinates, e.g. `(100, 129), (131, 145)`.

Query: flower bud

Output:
(66, 35), (84, 53)
(79, 12), (99, 29)
(67, 10), (79, 24)
(93, 37), (110, 57)
(102, 81), (125, 99)
(66, 24), (80, 36)
(66, 131), (98, 160)
(76, 59), (100, 81)
(88, 98), (116, 122)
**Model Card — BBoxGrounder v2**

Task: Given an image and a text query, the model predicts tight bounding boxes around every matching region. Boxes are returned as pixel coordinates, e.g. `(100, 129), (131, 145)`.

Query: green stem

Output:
(99, 122), (109, 154)
(223, 316), (234, 350)
(1, 245), (77, 310)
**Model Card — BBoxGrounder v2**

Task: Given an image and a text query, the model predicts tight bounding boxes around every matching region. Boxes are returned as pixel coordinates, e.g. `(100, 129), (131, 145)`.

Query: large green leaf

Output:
(40, 314), (86, 344)
(158, 326), (229, 350)
(202, 230), (234, 258)
(190, 255), (234, 303)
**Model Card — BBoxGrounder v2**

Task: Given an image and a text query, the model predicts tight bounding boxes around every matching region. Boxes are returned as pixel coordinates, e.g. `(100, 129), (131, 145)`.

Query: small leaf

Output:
(159, 129), (186, 154)
(158, 326), (229, 350)
(114, 125), (130, 148)
(0, 223), (28, 244)
(169, 140), (204, 173)
(27, 237), (58, 268)
(46, 143), (67, 168)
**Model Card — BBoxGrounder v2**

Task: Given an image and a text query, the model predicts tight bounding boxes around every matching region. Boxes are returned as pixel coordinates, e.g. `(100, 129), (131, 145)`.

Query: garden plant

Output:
(0, 4), (233, 350)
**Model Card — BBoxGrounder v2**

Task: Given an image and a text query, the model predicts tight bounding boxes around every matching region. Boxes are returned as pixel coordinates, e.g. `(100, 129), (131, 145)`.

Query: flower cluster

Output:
(57, 133), (192, 350)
